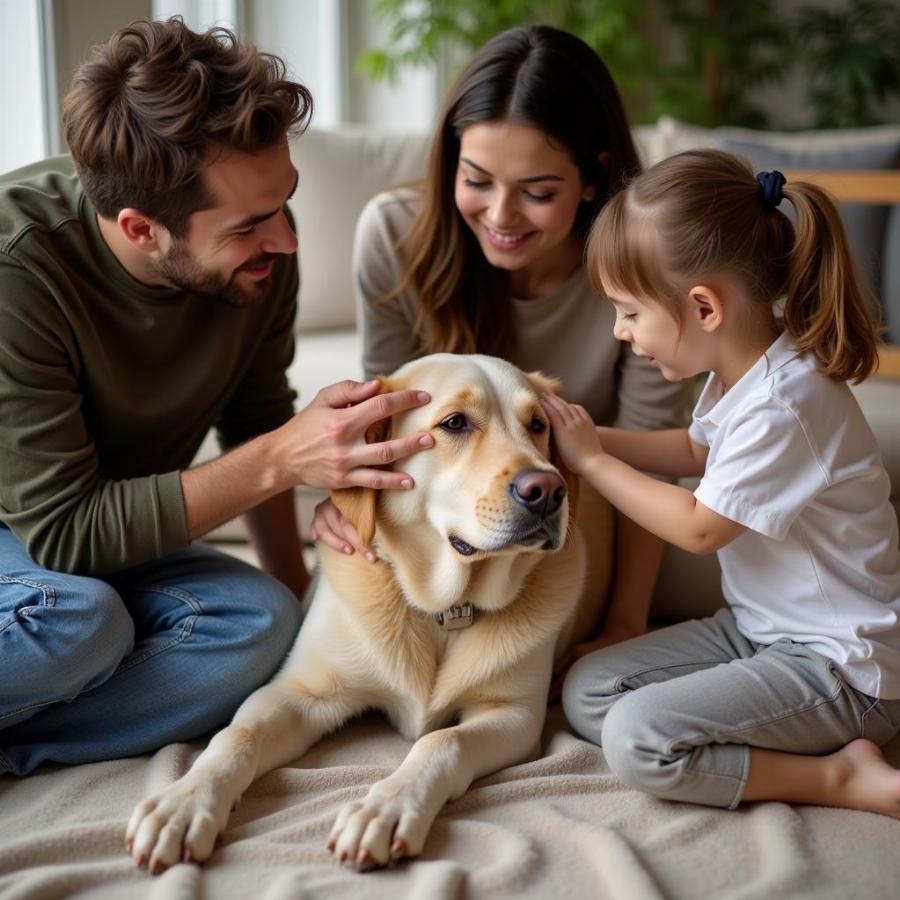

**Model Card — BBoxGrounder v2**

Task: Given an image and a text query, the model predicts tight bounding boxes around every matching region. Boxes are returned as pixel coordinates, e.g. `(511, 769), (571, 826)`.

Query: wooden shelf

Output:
(879, 344), (900, 380)
(783, 170), (900, 204)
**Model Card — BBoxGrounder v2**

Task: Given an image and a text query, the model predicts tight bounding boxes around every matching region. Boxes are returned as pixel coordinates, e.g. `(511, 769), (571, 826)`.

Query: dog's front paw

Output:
(126, 777), (232, 874)
(327, 781), (432, 870)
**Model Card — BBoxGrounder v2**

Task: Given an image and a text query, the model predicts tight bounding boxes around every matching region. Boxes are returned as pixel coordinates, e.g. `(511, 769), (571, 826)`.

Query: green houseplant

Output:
(649, 0), (789, 128)
(356, 0), (900, 129)
(790, 0), (900, 128)
(355, 0), (657, 114)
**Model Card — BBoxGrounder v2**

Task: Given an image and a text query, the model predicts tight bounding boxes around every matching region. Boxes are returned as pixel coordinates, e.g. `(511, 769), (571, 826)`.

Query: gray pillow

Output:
(881, 206), (900, 343)
(715, 130), (900, 317)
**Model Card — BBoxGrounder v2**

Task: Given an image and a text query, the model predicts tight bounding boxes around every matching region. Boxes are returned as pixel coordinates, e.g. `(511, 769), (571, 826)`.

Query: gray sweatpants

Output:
(562, 608), (900, 809)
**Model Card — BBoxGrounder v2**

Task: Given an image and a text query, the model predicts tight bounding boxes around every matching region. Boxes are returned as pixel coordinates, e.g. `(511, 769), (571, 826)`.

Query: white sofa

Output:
(207, 118), (900, 626)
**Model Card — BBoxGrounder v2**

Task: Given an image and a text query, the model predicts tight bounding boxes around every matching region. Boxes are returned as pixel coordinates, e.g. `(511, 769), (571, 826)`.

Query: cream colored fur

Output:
(127, 354), (613, 873)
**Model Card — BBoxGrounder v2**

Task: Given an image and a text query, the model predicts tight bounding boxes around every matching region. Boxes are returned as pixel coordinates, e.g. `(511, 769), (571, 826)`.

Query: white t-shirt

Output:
(689, 331), (900, 698)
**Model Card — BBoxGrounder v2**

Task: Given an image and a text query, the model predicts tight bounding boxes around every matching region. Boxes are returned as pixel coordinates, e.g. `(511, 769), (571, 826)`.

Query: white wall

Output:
(0, 0), (49, 172)
(153, 0), (238, 30)
(246, 0), (439, 132)
(244, 0), (342, 127)
(344, 0), (439, 132)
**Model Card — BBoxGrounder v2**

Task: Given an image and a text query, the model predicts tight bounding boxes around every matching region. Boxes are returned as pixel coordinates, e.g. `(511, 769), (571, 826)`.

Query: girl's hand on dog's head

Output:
(541, 393), (605, 476)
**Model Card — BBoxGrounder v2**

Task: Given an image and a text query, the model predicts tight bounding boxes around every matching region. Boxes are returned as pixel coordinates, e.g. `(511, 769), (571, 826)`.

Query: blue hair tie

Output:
(756, 170), (786, 208)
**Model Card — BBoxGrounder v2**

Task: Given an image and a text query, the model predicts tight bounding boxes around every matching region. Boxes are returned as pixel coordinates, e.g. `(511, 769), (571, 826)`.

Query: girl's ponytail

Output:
(782, 182), (879, 383)
(588, 149), (882, 384)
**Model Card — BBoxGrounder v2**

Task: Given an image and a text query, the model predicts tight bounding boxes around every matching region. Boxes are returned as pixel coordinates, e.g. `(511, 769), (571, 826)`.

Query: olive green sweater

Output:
(0, 157), (298, 574)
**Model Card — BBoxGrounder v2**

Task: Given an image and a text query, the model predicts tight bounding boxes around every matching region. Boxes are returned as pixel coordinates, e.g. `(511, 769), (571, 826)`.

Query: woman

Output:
(314, 25), (693, 674)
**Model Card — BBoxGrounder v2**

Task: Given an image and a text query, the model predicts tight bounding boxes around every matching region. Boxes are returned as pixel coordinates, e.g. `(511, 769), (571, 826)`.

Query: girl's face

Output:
(454, 120), (595, 293)
(609, 290), (699, 382)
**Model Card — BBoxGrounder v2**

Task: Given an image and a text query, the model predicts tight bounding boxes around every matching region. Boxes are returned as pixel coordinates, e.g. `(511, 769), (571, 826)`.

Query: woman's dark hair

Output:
(389, 25), (640, 356)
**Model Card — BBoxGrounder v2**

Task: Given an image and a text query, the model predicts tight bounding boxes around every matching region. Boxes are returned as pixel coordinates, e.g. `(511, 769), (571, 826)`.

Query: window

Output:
(0, 0), (438, 178)
(0, 0), (52, 172)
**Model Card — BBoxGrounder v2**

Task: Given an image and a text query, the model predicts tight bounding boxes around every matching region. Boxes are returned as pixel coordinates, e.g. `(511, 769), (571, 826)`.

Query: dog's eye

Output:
(529, 416), (547, 434)
(440, 413), (468, 432)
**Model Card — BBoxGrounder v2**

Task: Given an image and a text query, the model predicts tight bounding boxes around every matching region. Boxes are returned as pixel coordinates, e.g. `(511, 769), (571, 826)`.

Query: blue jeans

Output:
(0, 527), (302, 775)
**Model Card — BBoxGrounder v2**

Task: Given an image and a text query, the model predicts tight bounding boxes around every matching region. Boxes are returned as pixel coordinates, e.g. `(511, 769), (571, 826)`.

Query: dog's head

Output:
(332, 354), (578, 567)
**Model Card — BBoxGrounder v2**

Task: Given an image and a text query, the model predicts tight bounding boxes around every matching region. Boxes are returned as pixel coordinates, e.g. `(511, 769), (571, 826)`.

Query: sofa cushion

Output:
(652, 115), (718, 162)
(851, 377), (900, 507)
(288, 127), (430, 334)
(632, 123), (676, 168)
(881, 206), (900, 343)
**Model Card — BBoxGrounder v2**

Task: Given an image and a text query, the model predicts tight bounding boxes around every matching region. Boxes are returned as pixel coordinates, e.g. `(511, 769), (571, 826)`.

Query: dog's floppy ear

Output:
(527, 370), (580, 516)
(330, 376), (392, 547)
(526, 369), (562, 400)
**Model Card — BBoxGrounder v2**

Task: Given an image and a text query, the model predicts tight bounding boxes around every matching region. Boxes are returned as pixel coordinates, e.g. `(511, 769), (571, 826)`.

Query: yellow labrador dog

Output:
(127, 354), (612, 873)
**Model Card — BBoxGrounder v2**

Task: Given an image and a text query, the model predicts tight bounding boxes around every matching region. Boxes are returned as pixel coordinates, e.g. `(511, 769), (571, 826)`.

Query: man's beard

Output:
(155, 240), (277, 307)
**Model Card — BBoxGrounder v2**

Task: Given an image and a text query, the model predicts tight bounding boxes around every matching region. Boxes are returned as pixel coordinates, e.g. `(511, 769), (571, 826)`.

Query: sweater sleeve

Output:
(0, 262), (188, 574)
(353, 192), (423, 380)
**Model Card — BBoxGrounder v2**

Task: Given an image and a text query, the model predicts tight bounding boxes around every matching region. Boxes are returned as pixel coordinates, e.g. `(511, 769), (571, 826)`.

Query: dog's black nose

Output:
(510, 469), (566, 518)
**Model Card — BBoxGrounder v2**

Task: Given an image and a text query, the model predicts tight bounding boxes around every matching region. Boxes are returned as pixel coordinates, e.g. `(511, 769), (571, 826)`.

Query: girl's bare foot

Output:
(827, 739), (900, 818)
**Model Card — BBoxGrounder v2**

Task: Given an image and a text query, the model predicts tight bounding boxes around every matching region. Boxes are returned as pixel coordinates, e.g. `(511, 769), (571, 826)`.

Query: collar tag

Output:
(435, 603), (475, 630)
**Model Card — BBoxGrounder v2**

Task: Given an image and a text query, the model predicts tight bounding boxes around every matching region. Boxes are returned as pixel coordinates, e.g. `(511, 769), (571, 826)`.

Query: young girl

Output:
(543, 148), (900, 816)
(314, 26), (693, 662)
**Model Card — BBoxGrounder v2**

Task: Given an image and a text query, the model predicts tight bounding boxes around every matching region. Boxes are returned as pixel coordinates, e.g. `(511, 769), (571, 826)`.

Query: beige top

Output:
(354, 188), (691, 430)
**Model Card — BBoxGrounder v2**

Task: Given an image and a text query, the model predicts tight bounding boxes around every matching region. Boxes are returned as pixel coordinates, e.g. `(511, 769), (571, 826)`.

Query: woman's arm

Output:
(558, 350), (697, 660)
(584, 429), (704, 644)
(554, 435), (697, 680)
(602, 512), (665, 642)
(550, 509), (664, 698)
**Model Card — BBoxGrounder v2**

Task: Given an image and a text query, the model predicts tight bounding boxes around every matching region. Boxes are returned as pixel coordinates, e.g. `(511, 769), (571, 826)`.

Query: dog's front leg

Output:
(329, 697), (544, 869)
(128, 678), (362, 874)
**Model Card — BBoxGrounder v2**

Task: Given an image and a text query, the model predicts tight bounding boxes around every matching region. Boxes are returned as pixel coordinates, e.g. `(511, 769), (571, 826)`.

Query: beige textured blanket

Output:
(2, 707), (899, 899)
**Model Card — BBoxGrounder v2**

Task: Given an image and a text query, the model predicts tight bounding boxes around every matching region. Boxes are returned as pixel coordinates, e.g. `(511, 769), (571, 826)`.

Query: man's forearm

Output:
(181, 431), (285, 541)
(181, 379), (435, 545)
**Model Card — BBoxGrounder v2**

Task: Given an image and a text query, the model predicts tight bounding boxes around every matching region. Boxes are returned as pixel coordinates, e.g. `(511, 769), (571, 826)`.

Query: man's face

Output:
(155, 140), (299, 307)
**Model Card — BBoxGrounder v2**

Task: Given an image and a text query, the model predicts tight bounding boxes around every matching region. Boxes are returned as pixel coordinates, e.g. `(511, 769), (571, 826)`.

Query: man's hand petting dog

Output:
(273, 379), (434, 491)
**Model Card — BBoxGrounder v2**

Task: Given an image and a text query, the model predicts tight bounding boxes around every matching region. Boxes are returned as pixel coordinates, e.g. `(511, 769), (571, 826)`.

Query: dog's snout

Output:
(510, 469), (566, 518)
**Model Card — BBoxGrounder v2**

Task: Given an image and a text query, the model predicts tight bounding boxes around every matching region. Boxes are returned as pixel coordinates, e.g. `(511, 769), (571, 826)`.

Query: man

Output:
(0, 18), (432, 776)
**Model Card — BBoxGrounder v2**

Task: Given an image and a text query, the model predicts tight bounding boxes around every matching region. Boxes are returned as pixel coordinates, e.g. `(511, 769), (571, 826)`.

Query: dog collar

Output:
(434, 602), (476, 630)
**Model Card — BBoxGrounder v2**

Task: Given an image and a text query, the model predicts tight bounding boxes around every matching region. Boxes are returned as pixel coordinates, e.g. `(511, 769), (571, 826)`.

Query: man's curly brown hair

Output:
(63, 17), (313, 236)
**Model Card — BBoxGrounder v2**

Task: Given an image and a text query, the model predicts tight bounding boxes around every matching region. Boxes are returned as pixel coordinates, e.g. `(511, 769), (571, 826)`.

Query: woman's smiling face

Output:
(454, 120), (594, 294)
